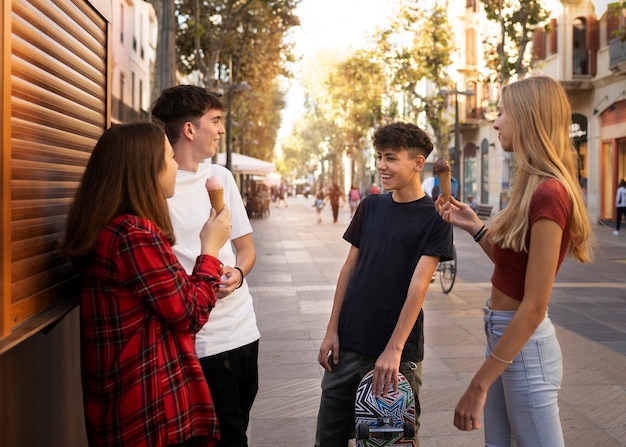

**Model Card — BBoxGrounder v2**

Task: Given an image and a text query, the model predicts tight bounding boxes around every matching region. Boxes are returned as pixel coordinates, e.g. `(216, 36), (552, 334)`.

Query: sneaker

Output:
(613, 230), (619, 236)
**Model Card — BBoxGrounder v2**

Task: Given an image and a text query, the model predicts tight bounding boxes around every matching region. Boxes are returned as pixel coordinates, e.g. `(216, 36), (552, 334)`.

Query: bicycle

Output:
(436, 243), (457, 294)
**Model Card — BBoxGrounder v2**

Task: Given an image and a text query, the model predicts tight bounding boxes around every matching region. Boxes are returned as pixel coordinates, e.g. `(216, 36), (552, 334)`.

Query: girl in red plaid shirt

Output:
(63, 122), (231, 447)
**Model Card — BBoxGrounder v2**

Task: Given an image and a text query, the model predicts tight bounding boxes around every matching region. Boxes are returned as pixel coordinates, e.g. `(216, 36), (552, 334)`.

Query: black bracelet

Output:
(233, 266), (244, 289)
(473, 225), (487, 243)
(472, 224), (486, 239)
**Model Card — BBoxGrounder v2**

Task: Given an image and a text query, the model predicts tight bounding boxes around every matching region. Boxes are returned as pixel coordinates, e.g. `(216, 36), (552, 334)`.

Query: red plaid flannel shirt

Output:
(80, 215), (221, 447)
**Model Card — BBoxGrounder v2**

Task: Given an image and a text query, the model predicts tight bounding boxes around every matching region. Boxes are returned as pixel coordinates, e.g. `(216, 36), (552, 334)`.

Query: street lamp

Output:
(225, 80), (251, 172)
(440, 83), (475, 181)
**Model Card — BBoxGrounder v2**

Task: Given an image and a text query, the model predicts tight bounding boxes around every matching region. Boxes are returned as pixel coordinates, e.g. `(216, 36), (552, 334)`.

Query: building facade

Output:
(449, 0), (625, 222)
(110, 0), (157, 123)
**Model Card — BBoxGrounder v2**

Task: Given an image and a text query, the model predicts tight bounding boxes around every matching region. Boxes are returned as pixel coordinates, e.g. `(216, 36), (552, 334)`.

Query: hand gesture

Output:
(371, 348), (401, 398)
(318, 331), (340, 372)
(454, 384), (487, 431)
(436, 196), (482, 233)
(200, 205), (231, 257)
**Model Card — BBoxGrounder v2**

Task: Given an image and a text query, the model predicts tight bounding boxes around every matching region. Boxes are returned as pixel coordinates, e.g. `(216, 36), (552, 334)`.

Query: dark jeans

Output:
(617, 206), (626, 231)
(200, 340), (259, 447)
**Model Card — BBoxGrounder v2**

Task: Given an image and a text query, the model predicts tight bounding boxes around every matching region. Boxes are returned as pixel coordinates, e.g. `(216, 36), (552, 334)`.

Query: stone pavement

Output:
(245, 195), (626, 447)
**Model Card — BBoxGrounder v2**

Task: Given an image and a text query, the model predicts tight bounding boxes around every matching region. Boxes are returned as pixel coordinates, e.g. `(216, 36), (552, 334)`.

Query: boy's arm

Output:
(318, 245), (360, 372)
(371, 254), (439, 397)
(217, 233), (255, 298)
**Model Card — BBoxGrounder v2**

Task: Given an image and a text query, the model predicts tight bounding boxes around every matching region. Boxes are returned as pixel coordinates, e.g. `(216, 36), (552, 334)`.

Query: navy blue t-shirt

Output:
(338, 192), (453, 362)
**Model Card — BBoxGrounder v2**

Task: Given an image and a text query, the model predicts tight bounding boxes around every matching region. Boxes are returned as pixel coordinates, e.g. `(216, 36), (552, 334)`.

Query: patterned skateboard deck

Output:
(354, 370), (416, 447)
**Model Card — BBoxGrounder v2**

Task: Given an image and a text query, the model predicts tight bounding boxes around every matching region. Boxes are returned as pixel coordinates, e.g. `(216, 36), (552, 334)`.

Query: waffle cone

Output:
(208, 189), (224, 213)
(438, 171), (451, 202)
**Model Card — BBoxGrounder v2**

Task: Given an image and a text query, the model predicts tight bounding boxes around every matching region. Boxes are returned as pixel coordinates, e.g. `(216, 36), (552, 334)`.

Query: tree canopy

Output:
(174, 0), (301, 160)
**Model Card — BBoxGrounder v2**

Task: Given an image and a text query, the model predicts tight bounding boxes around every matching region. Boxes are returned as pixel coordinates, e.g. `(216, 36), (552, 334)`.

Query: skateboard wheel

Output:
(357, 423), (370, 439)
(404, 422), (415, 439)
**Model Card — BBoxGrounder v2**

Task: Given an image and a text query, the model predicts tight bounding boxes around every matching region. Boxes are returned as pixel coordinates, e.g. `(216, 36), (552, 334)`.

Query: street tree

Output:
(482, 0), (551, 85)
(323, 50), (386, 187)
(374, 0), (455, 160)
(173, 0), (300, 161)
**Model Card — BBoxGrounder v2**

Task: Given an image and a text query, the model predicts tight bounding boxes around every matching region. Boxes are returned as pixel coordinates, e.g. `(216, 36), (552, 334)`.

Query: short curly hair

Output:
(372, 122), (434, 159)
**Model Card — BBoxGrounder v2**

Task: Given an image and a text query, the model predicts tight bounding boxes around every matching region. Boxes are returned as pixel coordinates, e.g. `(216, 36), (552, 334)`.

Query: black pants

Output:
(200, 340), (259, 447)
(331, 202), (339, 222)
(617, 206), (626, 231)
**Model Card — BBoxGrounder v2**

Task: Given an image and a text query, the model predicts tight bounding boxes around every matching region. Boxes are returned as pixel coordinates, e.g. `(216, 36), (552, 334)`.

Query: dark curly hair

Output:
(372, 122), (434, 159)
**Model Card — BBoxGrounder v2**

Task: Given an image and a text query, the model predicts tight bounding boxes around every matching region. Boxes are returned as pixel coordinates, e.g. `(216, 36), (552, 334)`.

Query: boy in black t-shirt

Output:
(315, 122), (453, 447)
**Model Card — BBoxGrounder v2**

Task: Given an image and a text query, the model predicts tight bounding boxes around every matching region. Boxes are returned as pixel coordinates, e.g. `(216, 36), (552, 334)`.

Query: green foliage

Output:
(174, 0), (300, 161)
(608, 2), (626, 41)
(374, 0), (455, 158)
(482, 0), (551, 84)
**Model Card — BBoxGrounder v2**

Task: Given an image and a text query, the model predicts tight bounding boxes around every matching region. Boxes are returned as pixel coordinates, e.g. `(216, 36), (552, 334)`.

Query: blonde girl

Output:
(438, 75), (594, 446)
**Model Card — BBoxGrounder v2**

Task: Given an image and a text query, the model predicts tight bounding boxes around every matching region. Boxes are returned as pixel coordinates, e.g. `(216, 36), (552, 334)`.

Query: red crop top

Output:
(491, 179), (572, 301)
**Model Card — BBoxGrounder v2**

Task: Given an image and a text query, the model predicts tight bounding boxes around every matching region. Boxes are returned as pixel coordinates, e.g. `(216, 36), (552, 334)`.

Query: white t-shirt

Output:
(167, 163), (260, 358)
(616, 186), (626, 207)
(421, 176), (435, 197)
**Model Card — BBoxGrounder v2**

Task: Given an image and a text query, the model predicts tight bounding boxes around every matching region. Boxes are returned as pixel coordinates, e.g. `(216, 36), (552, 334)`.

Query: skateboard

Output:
(354, 369), (416, 447)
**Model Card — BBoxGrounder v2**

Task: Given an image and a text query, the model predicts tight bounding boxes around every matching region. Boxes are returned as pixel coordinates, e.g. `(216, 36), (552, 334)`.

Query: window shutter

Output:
(1, 0), (110, 346)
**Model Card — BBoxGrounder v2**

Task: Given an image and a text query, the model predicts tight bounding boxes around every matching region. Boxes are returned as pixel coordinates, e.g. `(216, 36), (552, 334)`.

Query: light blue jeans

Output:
(483, 300), (564, 447)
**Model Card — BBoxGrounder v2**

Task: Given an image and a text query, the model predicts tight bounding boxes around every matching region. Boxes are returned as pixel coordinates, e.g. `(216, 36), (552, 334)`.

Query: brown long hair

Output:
(63, 121), (175, 265)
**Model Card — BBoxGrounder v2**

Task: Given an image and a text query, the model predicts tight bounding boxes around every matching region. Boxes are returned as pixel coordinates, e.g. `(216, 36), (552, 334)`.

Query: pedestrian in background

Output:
(152, 85), (261, 447)
(348, 185), (361, 218)
(466, 194), (478, 213)
(326, 183), (343, 223)
(63, 122), (231, 447)
(614, 178), (626, 236)
(313, 189), (326, 223)
(315, 122), (453, 447)
(438, 75), (594, 446)
(421, 166), (436, 198)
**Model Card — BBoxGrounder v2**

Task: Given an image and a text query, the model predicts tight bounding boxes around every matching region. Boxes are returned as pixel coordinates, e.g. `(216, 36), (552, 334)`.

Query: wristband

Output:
(233, 266), (244, 289)
(473, 225), (487, 243)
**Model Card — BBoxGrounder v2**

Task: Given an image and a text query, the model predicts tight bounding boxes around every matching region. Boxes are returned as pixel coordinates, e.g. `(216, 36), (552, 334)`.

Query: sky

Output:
(277, 0), (390, 139)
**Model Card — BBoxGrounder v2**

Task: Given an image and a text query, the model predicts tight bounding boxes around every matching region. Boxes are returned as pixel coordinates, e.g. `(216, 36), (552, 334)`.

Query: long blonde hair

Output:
(488, 76), (594, 263)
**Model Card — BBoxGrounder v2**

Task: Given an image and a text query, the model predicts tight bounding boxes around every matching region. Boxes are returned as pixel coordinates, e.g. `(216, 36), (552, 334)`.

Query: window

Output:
(573, 18), (588, 74)
(549, 18), (558, 55)
(481, 140), (490, 204)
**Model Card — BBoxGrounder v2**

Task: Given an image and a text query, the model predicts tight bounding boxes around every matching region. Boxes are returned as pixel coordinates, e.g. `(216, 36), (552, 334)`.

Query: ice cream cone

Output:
(208, 188), (224, 213)
(434, 158), (452, 202)
(438, 171), (451, 202)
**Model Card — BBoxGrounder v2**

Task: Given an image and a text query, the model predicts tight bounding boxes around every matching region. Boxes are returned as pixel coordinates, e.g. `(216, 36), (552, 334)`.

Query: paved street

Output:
(245, 195), (626, 447)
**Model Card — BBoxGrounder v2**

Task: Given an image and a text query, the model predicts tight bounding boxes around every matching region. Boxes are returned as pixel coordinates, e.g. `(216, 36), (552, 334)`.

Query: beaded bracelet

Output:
(473, 224), (487, 243)
(233, 266), (245, 289)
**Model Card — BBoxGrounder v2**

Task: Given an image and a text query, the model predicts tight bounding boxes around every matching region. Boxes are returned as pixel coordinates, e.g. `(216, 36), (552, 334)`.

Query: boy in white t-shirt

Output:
(152, 85), (260, 447)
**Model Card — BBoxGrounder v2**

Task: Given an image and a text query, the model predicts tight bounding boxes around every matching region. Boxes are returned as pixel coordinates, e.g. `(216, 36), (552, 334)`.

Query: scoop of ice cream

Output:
(205, 177), (224, 213)
(434, 158), (452, 202)
(205, 176), (223, 191)
(434, 158), (451, 175)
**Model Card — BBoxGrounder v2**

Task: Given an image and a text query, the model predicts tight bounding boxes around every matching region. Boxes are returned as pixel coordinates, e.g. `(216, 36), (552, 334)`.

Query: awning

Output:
(216, 152), (276, 175)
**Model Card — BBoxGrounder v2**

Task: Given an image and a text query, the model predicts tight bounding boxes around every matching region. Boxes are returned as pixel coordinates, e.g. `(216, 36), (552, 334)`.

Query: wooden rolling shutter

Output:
(1, 0), (110, 345)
